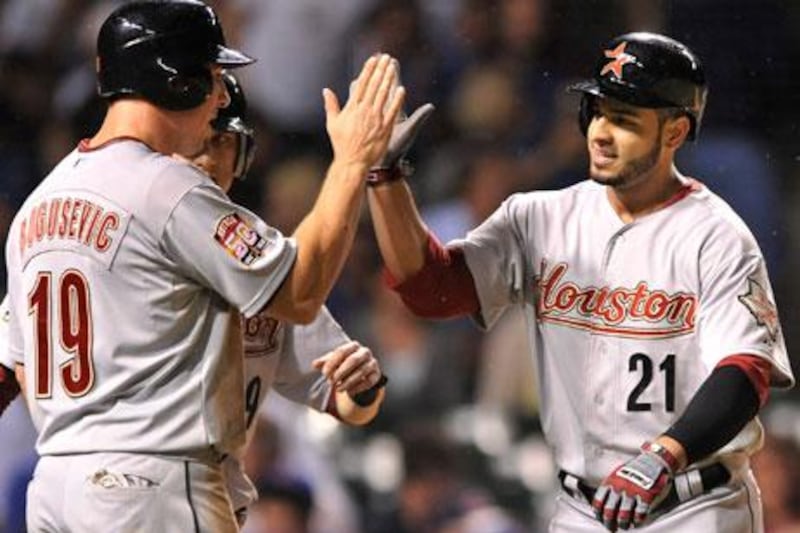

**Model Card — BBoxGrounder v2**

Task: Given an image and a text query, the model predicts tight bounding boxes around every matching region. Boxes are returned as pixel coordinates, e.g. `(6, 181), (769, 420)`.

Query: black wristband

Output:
(366, 160), (413, 187)
(664, 365), (759, 464)
(352, 374), (388, 407)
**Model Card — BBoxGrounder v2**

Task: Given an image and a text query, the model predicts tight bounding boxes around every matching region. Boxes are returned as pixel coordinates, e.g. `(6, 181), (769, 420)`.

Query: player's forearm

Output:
(662, 362), (762, 466)
(367, 180), (429, 281)
(268, 161), (367, 323)
(334, 387), (385, 426)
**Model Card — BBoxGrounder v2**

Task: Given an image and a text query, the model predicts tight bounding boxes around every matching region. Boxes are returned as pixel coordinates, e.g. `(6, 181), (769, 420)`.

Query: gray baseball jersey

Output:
(455, 178), (794, 484)
(223, 305), (349, 512)
(4, 139), (297, 457)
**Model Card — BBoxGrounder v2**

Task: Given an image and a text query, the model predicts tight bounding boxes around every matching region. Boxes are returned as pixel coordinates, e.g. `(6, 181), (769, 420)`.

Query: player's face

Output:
(193, 131), (239, 193)
(586, 98), (664, 190)
(186, 66), (231, 153)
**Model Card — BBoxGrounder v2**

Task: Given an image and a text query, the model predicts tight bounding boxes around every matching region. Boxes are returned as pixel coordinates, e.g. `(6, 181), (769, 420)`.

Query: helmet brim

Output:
(215, 45), (256, 67)
(566, 80), (601, 96)
(566, 78), (677, 109)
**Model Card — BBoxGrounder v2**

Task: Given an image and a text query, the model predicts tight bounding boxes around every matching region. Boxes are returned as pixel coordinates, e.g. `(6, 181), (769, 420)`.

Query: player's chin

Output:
(589, 170), (626, 188)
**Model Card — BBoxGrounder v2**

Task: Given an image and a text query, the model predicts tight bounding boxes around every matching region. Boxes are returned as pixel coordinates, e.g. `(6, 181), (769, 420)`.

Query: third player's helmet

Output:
(213, 73), (256, 180)
(569, 32), (707, 140)
(97, 0), (255, 111)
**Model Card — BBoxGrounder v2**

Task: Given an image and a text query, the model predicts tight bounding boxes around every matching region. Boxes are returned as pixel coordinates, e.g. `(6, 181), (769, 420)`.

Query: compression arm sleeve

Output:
(386, 232), (480, 318)
(663, 354), (770, 464)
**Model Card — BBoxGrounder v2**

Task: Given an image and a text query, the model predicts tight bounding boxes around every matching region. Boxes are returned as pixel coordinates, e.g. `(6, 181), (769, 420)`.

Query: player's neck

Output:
(607, 163), (684, 223)
(89, 100), (202, 157)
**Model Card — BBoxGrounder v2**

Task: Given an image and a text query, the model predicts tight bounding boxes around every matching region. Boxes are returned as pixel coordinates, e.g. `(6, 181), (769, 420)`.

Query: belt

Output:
(558, 462), (731, 514)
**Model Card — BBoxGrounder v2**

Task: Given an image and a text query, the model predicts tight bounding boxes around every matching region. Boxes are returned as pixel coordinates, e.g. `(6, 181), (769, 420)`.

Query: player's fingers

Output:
(332, 347), (377, 391)
(384, 58), (405, 122)
(592, 486), (610, 522)
(633, 496), (650, 527)
(312, 341), (359, 378)
(372, 57), (398, 115)
(350, 54), (380, 104)
(617, 493), (635, 530)
(602, 490), (621, 531)
(382, 86), (406, 131)
(322, 88), (341, 121)
(338, 366), (380, 395)
(361, 54), (392, 106)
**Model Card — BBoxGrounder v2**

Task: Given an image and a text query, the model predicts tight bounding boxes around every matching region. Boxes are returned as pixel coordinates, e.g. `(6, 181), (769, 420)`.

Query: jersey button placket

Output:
(583, 335), (608, 468)
(593, 341), (607, 406)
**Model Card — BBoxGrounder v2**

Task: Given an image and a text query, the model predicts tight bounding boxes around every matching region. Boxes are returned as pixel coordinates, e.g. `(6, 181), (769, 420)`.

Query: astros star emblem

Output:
(738, 277), (780, 342)
(600, 42), (637, 80)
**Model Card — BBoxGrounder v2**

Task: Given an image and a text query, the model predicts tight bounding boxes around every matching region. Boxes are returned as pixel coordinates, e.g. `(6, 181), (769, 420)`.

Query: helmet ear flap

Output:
(578, 94), (597, 136)
(233, 131), (256, 180)
(164, 71), (213, 110)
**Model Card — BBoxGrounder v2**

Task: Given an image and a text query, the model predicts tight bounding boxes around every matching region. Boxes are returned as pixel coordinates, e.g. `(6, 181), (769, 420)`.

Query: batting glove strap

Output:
(366, 159), (413, 187)
(592, 442), (678, 531)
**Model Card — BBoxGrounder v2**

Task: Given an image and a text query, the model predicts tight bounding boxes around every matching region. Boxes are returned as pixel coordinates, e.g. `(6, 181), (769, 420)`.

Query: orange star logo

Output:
(600, 42), (637, 80)
(738, 277), (780, 343)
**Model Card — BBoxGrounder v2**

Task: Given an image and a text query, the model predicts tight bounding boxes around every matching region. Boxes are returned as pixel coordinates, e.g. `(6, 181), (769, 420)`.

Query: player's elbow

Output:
(269, 301), (319, 325)
(265, 280), (325, 324)
(287, 300), (321, 324)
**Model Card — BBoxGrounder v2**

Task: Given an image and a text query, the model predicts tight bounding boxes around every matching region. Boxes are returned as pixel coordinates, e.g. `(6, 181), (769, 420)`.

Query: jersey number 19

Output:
(29, 270), (95, 398)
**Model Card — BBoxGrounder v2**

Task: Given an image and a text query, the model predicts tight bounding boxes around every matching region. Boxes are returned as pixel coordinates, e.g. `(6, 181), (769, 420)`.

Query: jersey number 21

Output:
(627, 353), (675, 412)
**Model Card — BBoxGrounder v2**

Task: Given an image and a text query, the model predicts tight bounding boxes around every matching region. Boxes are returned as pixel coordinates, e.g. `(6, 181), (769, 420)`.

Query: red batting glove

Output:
(592, 442), (679, 531)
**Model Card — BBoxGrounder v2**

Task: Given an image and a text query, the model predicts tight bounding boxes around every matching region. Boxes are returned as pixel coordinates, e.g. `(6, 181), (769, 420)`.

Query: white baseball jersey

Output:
(4, 139), (297, 457)
(222, 305), (348, 512)
(456, 177), (794, 485)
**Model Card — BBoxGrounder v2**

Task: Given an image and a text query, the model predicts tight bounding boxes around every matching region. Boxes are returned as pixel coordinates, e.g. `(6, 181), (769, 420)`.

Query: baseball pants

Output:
(549, 468), (763, 532)
(27, 452), (238, 532)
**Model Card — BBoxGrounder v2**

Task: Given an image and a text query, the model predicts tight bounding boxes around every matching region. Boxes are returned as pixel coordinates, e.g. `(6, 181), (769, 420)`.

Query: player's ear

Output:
(664, 115), (690, 149)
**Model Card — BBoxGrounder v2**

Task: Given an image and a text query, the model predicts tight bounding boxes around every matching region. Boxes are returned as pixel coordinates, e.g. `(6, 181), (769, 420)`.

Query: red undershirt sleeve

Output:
(715, 354), (771, 407)
(383, 232), (480, 319)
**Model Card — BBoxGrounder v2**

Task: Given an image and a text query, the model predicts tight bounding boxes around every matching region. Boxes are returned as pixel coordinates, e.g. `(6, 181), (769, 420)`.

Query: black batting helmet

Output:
(97, 0), (255, 111)
(212, 73), (255, 180)
(568, 32), (707, 140)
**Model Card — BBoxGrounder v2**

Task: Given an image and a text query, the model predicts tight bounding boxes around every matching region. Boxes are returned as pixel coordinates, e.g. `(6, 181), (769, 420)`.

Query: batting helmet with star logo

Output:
(568, 32), (707, 140)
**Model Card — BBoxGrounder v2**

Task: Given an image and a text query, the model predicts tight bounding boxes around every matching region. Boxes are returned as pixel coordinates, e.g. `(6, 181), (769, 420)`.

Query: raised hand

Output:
(323, 54), (406, 173)
(374, 59), (435, 173)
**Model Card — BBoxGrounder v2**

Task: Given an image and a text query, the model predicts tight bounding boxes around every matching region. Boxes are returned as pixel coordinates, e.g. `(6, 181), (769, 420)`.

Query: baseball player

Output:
(0, 71), (391, 528)
(366, 33), (794, 532)
(3, 1), (402, 532)
(190, 72), (388, 526)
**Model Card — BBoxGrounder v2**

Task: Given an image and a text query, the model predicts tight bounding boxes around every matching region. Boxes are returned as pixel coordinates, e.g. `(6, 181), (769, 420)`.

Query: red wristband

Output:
(366, 160), (413, 187)
(643, 441), (680, 472)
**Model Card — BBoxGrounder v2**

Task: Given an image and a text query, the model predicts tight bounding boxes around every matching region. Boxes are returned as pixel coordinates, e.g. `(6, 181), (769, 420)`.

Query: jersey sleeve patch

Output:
(214, 213), (269, 266)
(737, 277), (780, 343)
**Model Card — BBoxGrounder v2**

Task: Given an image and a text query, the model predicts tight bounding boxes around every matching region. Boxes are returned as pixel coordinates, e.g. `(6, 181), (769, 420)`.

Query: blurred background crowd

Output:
(1, 0), (799, 531)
